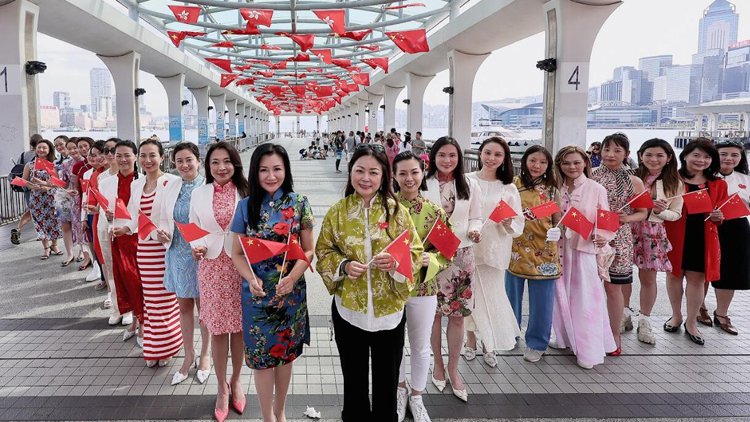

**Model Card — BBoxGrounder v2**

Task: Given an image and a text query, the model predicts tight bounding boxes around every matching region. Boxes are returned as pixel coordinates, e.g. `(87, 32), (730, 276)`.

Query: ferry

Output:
(470, 119), (541, 155)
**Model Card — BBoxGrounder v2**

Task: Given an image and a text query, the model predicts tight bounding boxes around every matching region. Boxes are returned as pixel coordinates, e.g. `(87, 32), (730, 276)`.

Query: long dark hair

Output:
(36, 139), (56, 163)
(172, 142), (200, 161)
(205, 141), (249, 195)
(519, 145), (556, 190)
(345, 146), (399, 237)
(426, 136), (470, 200)
(602, 132), (631, 165)
(114, 139), (139, 178)
(716, 141), (749, 175)
(246, 143), (292, 230)
(679, 137), (719, 180)
(636, 138), (682, 197)
(392, 151), (427, 192)
(478, 137), (514, 184)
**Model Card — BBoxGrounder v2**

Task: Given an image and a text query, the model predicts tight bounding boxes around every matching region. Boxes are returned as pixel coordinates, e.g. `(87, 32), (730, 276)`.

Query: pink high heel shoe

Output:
(214, 383), (230, 422)
(230, 381), (246, 414)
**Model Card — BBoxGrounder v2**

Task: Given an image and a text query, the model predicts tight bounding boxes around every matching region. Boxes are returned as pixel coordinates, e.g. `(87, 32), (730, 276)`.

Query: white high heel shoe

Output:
(196, 352), (211, 384)
(431, 368), (446, 392)
(171, 349), (198, 386)
(445, 366), (468, 403)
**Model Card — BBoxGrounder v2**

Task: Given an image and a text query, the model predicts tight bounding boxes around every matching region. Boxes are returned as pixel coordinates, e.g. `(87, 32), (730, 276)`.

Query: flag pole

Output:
(241, 238), (262, 287)
(280, 231), (293, 277)
(703, 192), (737, 222)
(616, 190), (646, 212)
(555, 208), (570, 229)
(664, 187), (708, 201)
(365, 229), (408, 267)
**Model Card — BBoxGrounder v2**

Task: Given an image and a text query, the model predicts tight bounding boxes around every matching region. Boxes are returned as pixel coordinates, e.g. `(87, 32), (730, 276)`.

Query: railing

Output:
(0, 175), (28, 226)
(160, 133), (274, 173)
(424, 140), (522, 175)
(677, 130), (749, 139)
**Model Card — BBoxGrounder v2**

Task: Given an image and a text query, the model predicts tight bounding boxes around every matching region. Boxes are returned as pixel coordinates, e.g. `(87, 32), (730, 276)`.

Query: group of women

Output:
(18, 132), (748, 422)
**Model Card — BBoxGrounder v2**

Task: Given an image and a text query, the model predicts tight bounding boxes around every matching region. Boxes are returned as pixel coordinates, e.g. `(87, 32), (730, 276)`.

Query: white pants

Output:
(398, 295), (437, 391)
(96, 220), (119, 317)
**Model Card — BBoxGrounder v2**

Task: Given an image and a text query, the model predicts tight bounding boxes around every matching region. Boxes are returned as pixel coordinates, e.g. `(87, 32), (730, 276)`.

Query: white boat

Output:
(470, 120), (541, 154)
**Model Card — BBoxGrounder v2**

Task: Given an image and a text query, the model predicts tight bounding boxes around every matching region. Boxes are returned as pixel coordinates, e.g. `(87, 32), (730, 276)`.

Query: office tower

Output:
(639, 55), (673, 82)
(90, 68), (112, 114)
(600, 80), (622, 103)
(53, 92), (70, 109)
(698, 0), (739, 53)
(653, 75), (668, 103)
(690, 49), (724, 104)
(621, 70), (651, 105)
(664, 65), (692, 104)
(613, 66), (636, 82)
(588, 86), (600, 105)
(724, 40), (750, 94)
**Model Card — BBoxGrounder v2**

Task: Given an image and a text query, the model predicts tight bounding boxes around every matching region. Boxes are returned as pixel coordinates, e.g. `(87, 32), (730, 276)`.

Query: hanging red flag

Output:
(205, 58), (233, 73)
(10, 177), (28, 188)
(220, 73), (240, 87)
(311, 85), (334, 98)
(717, 193), (750, 220)
(168, 31), (187, 48)
(350, 73), (370, 86)
(297, 73), (307, 79)
(256, 71), (274, 78)
(240, 9), (274, 27)
(48, 176), (67, 188)
(488, 200), (517, 223)
(385, 3), (426, 10)
(331, 58), (352, 69)
(270, 61), (288, 70)
(624, 190), (655, 209)
(168, 5), (201, 24)
(360, 57), (389, 73)
(307, 67), (323, 73)
(114, 198), (132, 220)
(286, 234), (313, 271)
(386, 29), (429, 54)
(137, 210), (157, 241)
(236, 78), (255, 86)
(335, 30), (372, 41)
(426, 219), (460, 260)
(596, 209), (620, 232)
(291, 85), (306, 96)
(529, 200), (561, 219)
(277, 33), (315, 52)
(683, 189), (713, 214)
(222, 23), (261, 35)
(260, 44), (282, 50)
(174, 221), (211, 242)
(288, 54), (310, 62)
(310, 49), (332, 64)
(357, 45), (380, 52)
(247, 59), (273, 67)
(385, 230), (414, 281)
(211, 40), (234, 48)
(561, 207), (594, 239)
(313, 10), (346, 35)
(240, 236), (288, 264)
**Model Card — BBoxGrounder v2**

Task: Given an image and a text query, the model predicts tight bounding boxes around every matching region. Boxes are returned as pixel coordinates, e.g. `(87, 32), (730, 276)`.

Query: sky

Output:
(36, 0), (750, 117)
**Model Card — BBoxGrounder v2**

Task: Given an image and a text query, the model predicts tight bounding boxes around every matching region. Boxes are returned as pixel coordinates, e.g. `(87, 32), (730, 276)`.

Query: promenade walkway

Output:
(1, 137), (750, 421)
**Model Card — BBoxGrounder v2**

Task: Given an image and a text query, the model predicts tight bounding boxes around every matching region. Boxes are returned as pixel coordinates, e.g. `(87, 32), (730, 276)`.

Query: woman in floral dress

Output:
(231, 143), (314, 422)
(56, 138), (84, 266)
(22, 139), (62, 259)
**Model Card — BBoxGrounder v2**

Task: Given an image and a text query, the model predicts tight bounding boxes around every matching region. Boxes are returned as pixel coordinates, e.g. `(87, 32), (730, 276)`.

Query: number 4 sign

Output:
(559, 62), (588, 94)
(0, 65), (21, 96)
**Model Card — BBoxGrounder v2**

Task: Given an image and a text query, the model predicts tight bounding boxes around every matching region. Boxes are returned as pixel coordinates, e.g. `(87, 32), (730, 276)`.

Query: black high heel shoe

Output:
(684, 323), (705, 345)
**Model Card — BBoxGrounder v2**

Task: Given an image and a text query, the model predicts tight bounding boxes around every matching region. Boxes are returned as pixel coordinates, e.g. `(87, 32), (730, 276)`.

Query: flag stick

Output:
(365, 229), (408, 267)
(280, 231), (293, 277)
(703, 192), (737, 221)
(241, 247), (262, 288)
(555, 208), (571, 229)
(664, 188), (708, 201)
(616, 190), (648, 212)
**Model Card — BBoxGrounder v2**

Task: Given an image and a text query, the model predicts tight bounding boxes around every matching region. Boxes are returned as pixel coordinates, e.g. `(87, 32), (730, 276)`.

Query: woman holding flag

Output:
(553, 145), (617, 369)
(316, 144), (422, 421)
(230, 143), (313, 422)
(664, 138), (727, 345)
(22, 139), (63, 259)
(465, 137), (522, 367)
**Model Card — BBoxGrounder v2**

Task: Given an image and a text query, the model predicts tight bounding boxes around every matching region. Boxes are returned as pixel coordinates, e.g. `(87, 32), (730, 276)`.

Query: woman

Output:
(158, 142), (210, 386)
(464, 137), (522, 367)
(400, 133), (413, 154)
(591, 133), (647, 355)
(393, 151), (452, 422)
(192, 143), (247, 420)
(704, 141), (750, 335)
(587, 141), (602, 168)
(22, 139), (63, 259)
(506, 146), (562, 363)
(424, 136), (482, 402)
(56, 137), (83, 267)
(664, 138), (727, 345)
(553, 145), (616, 369)
(231, 144), (313, 422)
(53, 135), (69, 172)
(316, 145), (423, 421)
(79, 141), (104, 283)
(385, 134), (400, 168)
(628, 139), (683, 344)
(73, 137), (95, 269)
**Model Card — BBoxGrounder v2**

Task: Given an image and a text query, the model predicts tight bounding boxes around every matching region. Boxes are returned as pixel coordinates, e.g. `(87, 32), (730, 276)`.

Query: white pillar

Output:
(383, 85), (404, 134)
(406, 73), (435, 135)
(156, 74), (185, 144)
(344, 105), (352, 133)
(238, 102), (246, 137)
(449, 0), (461, 20)
(448, 50), (490, 150)
(709, 113), (719, 132)
(210, 94), (226, 141)
(368, 93), (383, 135)
(188, 86), (210, 157)
(694, 114), (703, 131)
(249, 108), (256, 137)
(226, 98), (237, 139)
(541, 0), (620, 152)
(741, 112), (750, 133)
(357, 98), (367, 133)
(99, 51), (141, 143)
(296, 116), (301, 137)
(0, 0), (40, 175)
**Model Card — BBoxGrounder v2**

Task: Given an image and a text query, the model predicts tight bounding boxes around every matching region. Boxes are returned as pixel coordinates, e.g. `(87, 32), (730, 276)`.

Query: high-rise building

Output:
(52, 92), (70, 109)
(90, 68), (112, 113)
(621, 70), (652, 106)
(639, 55), (673, 82)
(724, 40), (750, 95)
(698, 0), (739, 53)
(600, 80), (622, 103)
(613, 66), (636, 82)
(653, 75), (668, 103)
(690, 49), (724, 104)
(664, 65), (692, 104)
(588, 86), (600, 105)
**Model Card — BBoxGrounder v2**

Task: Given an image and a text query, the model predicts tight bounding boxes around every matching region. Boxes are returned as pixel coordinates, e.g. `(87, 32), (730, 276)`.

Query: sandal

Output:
(10, 229), (20, 245)
(697, 307), (713, 327)
(714, 312), (738, 335)
(62, 257), (75, 267)
(78, 260), (92, 271)
(41, 247), (51, 260)
(50, 245), (64, 256)
(663, 317), (681, 333)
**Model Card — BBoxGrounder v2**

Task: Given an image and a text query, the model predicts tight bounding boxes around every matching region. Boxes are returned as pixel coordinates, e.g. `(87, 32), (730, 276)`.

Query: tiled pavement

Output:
(2, 137), (750, 421)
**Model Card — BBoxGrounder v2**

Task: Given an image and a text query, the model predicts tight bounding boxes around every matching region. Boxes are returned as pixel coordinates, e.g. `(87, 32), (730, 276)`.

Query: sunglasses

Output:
(356, 143), (385, 153)
(104, 148), (115, 154)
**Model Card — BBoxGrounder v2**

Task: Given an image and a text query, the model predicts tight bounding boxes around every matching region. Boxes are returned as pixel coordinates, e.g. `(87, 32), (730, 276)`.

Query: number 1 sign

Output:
(558, 62), (588, 94)
(0, 65), (21, 96)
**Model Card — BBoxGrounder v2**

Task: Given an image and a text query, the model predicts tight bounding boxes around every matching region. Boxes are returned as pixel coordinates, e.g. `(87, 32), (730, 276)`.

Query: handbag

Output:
(9, 153), (27, 193)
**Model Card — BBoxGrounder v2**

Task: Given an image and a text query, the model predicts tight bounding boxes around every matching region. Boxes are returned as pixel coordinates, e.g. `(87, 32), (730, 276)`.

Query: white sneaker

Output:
(523, 348), (544, 363)
(108, 314), (122, 326)
(85, 264), (101, 282)
(396, 386), (408, 422)
(637, 318), (656, 345)
(620, 311), (633, 333)
(408, 395), (432, 422)
(483, 350), (498, 368)
(122, 313), (133, 326)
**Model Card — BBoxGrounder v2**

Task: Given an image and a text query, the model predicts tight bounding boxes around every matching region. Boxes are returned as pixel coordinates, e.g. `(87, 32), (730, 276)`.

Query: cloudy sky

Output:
(36, 0), (750, 117)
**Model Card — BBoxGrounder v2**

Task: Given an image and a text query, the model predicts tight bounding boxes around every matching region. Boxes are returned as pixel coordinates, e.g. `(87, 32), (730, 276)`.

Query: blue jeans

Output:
(505, 271), (556, 351)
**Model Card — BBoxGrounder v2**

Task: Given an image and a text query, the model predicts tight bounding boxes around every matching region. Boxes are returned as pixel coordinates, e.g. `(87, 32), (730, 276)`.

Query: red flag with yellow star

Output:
(596, 209), (620, 232)
(561, 207), (594, 239)
(488, 200), (517, 223)
(683, 188), (713, 214)
(240, 236), (288, 264)
(385, 29), (429, 54)
(426, 219), (460, 260)
(385, 230), (414, 281)
(286, 234), (313, 271)
(205, 58), (233, 73)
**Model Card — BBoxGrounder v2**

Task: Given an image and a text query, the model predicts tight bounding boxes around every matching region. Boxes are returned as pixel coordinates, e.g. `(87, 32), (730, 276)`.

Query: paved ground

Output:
(1, 137), (750, 421)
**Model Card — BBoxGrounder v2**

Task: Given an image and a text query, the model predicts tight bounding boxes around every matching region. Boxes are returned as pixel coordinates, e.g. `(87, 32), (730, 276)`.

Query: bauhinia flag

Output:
(313, 10), (345, 35)
(168, 5), (201, 24)
(240, 9), (274, 26)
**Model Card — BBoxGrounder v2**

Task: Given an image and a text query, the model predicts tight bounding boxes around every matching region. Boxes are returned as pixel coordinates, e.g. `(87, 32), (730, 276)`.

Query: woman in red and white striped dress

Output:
(124, 139), (182, 367)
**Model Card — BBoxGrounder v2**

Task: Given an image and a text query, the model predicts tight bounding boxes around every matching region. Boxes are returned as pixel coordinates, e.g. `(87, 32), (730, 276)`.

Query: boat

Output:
(470, 119), (541, 155)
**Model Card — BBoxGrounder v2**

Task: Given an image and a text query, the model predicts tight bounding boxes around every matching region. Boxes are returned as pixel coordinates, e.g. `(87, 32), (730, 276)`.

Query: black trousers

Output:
(335, 158), (341, 171)
(332, 300), (406, 422)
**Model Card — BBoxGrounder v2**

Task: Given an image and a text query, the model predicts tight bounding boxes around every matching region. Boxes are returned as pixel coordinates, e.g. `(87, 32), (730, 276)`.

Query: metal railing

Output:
(160, 133), (275, 173)
(0, 175), (28, 226)
(677, 130), (749, 139)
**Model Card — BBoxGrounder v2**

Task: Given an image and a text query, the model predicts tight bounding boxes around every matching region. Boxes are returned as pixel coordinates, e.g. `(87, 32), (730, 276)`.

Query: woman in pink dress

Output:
(190, 142), (248, 422)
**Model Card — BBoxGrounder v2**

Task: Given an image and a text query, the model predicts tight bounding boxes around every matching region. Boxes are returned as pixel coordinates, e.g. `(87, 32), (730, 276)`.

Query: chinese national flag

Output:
(270, 61), (288, 70)
(358, 45), (380, 51)
(561, 207), (594, 239)
(426, 219), (460, 260)
(168, 31), (187, 48)
(350, 73), (370, 86)
(34, 159), (57, 176)
(211, 40), (234, 48)
(529, 200), (561, 219)
(240, 236), (288, 264)
(49, 176), (67, 188)
(683, 189), (713, 214)
(90, 187), (109, 209)
(331, 58), (352, 69)
(168, 5), (201, 23)
(313, 10), (345, 35)
(336, 30), (372, 41)
(386, 29), (429, 54)
(626, 190), (655, 209)
(288, 53), (310, 62)
(114, 198), (131, 220)
(596, 209), (620, 232)
(312, 85), (334, 98)
(385, 230), (414, 281)
(286, 234), (313, 271)
(489, 200), (517, 223)
(311, 49), (332, 64)
(240, 9), (274, 27)
(80, 179), (89, 192)
(137, 210), (157, 241)
(174, 221), (210, 242)
(718, 193), (750, 220)
(277, 33), (315, 52)
(220, 73), (240, 88)
(10, 177), (28, 188)
(360, 57), (389, 74)
(205, 58), (233, 73)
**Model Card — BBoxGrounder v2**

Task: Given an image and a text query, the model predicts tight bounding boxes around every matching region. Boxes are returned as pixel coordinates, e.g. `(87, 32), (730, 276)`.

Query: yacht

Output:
(470, 119), (541, 155)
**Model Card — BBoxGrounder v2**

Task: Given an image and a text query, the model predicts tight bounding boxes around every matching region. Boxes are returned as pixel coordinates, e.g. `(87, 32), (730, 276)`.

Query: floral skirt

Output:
(436, 246), (476, 317)
(632, 221), (672, 272)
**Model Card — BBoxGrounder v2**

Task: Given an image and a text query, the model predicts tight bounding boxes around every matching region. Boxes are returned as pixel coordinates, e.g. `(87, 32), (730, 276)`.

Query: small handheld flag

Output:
(596, 209), (620, 232)
(286, 234), (313, 272)
(529, 201), (561, 219)
(49, 176), (67, 188)
(561, 207), (594, 239)
(385, 230), (413, 281)
(426, 219), (460, 260)
(137, 210), (157, 241)
(114, 198), (132, 220)
(619, 190), (654, 211)
(10, 177), (28, 188)
(240, 236), (288, 264)
(175, 222), (210, 242)
(683, 189), (713, 214)
(488, 200), (517, 223)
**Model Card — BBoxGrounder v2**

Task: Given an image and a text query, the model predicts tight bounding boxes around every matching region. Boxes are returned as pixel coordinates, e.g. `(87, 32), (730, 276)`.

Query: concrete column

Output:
(406, 73), (435, 135)
(449, 0), (461, 20)
(316, 115), (321, 134)
(188, 86), (210, 157)
(741, 112), (750, 133)
(368, 93), (383, 135)
(694, 114), (703, 131)
(210, 94), (226, 141)
(156, 74), (185, 144)
(238, 102), (246, 137)
(248, 108), (255, 137)
(99, 51), (141, 143)
(0, 0), (40, 175)
(276, 115), (281, 137)
(357, 98), (367, 133)
(448, 50), (490, 149)
(296, 116), (301, 137)
(709, 113), (719, 132)
(541, 0), (620, 152)
(383, 85), (404, 134)
(226, 98), (237, 138)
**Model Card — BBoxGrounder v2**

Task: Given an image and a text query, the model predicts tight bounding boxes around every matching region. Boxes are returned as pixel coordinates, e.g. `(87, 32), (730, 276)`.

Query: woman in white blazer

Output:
(423, 136), (483, 403)
(155, 142), (211, 386)
(189, 142), (248, 419)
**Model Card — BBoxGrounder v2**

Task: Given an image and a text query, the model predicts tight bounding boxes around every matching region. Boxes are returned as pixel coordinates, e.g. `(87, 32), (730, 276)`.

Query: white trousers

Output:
(398, 295), (438, 391)
(96, 221), (119, 317)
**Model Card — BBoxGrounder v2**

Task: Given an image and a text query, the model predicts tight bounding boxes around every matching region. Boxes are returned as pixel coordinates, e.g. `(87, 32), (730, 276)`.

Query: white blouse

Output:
(721, 171), (750, 206)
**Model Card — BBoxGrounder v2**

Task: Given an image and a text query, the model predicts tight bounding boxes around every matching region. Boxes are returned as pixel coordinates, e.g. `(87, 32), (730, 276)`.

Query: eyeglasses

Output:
(104, 148), (115, 154)
(356, 143), (385, 153)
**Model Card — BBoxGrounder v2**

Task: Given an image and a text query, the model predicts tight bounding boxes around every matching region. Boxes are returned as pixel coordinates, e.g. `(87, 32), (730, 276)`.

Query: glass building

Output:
(698, 0), (739, 53)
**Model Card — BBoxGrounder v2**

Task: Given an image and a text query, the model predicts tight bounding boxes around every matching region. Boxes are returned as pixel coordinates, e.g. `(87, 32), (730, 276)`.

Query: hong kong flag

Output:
(174, 221), (210, 242)
(168, 5), (201, 24)
(717, 193), (750, 220)
(361, 57), (388, 73)
(286, 234), (313, 271)
(313, 10), (345, 35)
(240, 236), (288, 264)
(205, 58), (233, 73)
(240, 8), (274, 27)
(211, 40), (234, 48)
(310, 49), (332, 64)
(596, 209), (620, 232)
(350, 73), (370, 86)
(288, 53), (310, 62)
(488, 200), (517, 223)
(277, 33), (315, 52)
(561, 206), (594, 239)
(220, 73), (240, 88)
(426, 219), (460, 260)
(386, 29), (429, 54)
(683, 188), (713, 214)
(529, 200), (561, 219)
(385, 230), (414, 281)
(114, 198), (131, 220)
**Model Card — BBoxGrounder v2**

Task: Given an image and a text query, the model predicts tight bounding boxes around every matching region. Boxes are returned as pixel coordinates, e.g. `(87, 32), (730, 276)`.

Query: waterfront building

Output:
(664, 65), (692, 104)
(89, 68), (112, 116)
(52, 92), (70, 110)
(39, 105), (60, 129)
(588, 86), (601, 105)
(613, 66), (636, 82)
(690, 49), (725, 104)
(479, 103), (543, 128)
(586, 105), (656, 127)
(724, 40), (750, 95)
(639, 55), (673, 82)
(698, 0), (739, 53)
(653, 75), (668, 103)
(600, 79), (622, 103)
